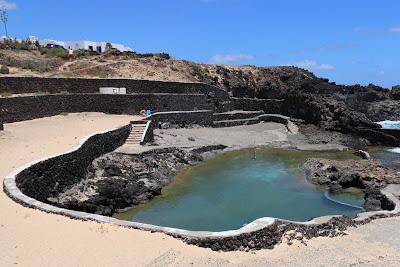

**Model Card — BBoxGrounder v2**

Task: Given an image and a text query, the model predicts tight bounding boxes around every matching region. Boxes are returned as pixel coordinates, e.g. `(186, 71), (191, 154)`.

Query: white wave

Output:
(377, 120), (400, 129)
(389, 148), (400, 154)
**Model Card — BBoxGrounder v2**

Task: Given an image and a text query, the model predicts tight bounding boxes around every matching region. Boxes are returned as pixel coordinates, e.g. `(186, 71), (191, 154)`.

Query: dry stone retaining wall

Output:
(0, 93), (212, 124)
(232, 97), (283, 113)
(0, 77), (230, 100)
(15, 124), (131, 202)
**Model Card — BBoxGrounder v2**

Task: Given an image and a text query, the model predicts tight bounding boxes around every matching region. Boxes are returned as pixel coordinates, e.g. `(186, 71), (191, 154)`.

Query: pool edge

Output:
(3, 126), (400, 239)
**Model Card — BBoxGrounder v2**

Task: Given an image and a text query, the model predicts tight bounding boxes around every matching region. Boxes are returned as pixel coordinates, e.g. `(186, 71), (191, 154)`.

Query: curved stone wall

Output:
(14, 124), (131, 202)
(3, 127), (400, 250)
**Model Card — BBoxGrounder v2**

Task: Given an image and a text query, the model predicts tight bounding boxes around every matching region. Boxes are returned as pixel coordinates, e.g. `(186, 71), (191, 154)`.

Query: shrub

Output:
(0, 38), (40, 51)
(0, 92), (13, 97)
(98, 72), (108, 78)
(40, 48), (69, 60)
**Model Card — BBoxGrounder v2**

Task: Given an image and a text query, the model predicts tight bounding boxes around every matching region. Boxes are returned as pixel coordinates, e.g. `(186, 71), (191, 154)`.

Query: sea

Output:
(377, 120), (400, 153)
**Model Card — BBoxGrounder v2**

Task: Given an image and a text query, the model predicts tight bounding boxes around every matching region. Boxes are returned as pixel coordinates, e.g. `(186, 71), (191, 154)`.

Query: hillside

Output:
(0, 48), (316, 97)
(2, 47), (400, 142)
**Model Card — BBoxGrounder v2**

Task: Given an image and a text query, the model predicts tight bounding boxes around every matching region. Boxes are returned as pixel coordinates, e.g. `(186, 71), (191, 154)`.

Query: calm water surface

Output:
(114, 148), (393, 231)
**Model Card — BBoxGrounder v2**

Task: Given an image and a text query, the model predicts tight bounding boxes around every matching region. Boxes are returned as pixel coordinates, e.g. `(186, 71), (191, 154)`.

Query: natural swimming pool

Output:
(114, 148), (379, 231)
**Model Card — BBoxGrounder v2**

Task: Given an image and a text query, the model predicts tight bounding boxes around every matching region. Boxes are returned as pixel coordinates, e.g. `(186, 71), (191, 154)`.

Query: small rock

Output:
(0, 65), (9, 74)
(353, 150), (371, 160)
(160, 122), (171, 129)
(104, 165), (122, 176)
(328, 182), (342, 193)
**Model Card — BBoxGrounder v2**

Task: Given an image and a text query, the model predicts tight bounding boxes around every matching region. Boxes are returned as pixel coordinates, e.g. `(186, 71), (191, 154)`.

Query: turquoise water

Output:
(115, 149), (367, 231)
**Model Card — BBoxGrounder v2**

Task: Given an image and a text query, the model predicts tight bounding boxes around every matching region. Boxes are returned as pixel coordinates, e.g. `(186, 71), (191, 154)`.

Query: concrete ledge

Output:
(3, 128), (400, 242)
(146, 110), (214, 128)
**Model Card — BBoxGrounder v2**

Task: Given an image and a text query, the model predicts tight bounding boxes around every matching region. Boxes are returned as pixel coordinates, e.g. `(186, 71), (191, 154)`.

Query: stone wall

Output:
(15, 124), (131, 202)
(147, 110), (214, 128)
(232, 97), (283, 114)
(0, 93), (213, 124)
(0, 77), (230, 101)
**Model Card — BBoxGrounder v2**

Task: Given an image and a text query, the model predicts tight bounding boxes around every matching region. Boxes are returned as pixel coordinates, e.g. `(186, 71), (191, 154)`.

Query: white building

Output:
(39, 39), (66, 48)
(39, 39), (133, 53)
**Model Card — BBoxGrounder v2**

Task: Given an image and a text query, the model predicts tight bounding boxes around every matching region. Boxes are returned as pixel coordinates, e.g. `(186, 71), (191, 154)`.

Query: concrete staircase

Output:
(125, 123), (148, 145)
(212, 110), (264, 128)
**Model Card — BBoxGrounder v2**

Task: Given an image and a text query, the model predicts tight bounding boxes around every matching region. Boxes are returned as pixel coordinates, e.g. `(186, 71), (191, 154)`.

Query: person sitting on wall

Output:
(145, 106), (152, 116)
(139, 106), (153, 117)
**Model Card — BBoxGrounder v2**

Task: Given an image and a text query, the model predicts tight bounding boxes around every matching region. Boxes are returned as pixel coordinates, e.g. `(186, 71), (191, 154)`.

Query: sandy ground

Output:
(117, 122), (347, 154)
(1, 113), (400, 266)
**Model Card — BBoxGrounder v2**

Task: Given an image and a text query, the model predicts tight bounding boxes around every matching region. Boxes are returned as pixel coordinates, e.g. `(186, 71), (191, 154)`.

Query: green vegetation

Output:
(0, 92), (13, 97)
(0, 55), (53, 72)
(98, 71), (108, 78)
(40, 48), (68, 60)
(0, 38), (40, 51)
(105, 42), (113, 51)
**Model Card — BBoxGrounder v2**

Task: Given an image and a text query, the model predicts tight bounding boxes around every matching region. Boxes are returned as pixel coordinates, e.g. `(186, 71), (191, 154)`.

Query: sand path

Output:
(1, 113), (400, 266)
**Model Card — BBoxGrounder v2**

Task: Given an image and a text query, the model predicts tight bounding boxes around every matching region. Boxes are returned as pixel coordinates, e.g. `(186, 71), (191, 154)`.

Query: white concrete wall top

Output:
(99, 87), (127, 95)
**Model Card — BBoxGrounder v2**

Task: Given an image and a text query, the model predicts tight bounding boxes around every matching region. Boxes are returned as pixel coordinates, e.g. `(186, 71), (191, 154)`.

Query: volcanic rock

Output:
(304, 158), (400, 189)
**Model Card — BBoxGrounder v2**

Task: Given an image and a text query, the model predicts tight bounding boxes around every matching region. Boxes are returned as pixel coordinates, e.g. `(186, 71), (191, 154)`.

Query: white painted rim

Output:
(3, 126), (400, 239)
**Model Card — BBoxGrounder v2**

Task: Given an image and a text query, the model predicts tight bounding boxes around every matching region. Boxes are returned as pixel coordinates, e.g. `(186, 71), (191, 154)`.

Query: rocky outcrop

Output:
(390, 85), (400, 100)
(304, 158), (399, 188)
(364, 100), (400, 121)
(364, 189), (396, 211)
(48, 148), (202, 215)
(303, 158), (399, 211)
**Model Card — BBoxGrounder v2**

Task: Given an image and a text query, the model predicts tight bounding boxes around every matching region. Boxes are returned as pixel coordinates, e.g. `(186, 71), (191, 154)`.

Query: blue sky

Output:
(1, 0), (399, 88)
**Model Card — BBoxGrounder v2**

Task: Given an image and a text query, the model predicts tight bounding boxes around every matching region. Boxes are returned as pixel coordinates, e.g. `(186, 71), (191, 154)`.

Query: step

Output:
(212, 117), (261, 128)
(125, 123), (149, 146)
(213, 110), (264, 121)
(127, 137), (142, 140)
(216, 101), (235, 113)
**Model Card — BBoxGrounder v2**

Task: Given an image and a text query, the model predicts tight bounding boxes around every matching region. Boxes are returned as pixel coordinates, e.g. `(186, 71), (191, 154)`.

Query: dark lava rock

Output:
(51, 148), (203, 215)
(304, 158), (400, 190)
(353, 150), (371, 160)
(364, 189), (395, 212)
(104, 164), (123, 176)
(328, 182), (342, 193)
(0, 65), (9, 74)
(390, 85), (400, 100)
(184, 216), (357, 252)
